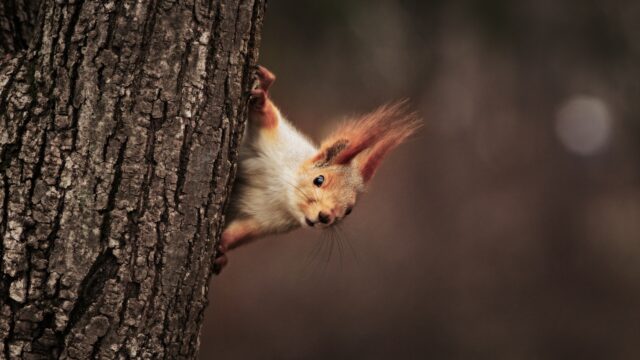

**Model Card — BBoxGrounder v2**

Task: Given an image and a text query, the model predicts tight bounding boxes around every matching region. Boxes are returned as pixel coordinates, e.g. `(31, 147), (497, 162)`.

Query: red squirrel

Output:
(213, 66), (420, 273)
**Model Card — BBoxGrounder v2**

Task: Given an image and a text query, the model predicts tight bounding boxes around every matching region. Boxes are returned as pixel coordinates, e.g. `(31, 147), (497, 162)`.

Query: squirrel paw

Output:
(212, 244), (228, 275)
(249, 88), (267, 111)
(253, 65), (275, 91)
(249, 66), (276, 114)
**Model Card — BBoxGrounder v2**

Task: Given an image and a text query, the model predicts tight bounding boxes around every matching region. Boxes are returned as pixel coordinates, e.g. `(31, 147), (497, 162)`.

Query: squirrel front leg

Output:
(249, 65), (280, 129)
(213, 218), (264, 274)
(214, 66), (279, 275)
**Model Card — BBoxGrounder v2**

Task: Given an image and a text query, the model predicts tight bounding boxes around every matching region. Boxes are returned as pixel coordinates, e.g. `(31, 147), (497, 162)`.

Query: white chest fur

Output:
(234, 117), (317, 233)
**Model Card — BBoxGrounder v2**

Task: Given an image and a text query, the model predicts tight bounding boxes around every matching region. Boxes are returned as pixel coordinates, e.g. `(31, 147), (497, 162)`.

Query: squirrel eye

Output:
(313, 175), (324, 187)
(345, 206), (353, 215)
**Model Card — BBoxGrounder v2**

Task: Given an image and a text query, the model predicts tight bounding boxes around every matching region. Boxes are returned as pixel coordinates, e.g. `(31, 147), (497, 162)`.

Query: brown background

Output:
(202, 0), (640, 358)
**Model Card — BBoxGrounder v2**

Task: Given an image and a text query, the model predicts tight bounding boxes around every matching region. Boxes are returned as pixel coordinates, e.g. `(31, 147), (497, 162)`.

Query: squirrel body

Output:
(214, 66), (419, 273)
(232, 106), (317, 234)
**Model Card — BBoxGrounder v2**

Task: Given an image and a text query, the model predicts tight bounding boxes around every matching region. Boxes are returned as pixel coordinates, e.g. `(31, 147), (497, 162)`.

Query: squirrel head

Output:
(294, 102), (421, 228)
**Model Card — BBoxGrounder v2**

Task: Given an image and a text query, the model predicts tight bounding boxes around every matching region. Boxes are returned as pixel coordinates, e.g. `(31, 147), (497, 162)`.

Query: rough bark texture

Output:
(0, 0), (40, 57)
(0, 0), (265, 358)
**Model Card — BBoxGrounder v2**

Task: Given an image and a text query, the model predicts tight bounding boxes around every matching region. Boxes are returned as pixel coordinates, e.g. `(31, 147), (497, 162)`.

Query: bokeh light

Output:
(556, 96), (612, 156)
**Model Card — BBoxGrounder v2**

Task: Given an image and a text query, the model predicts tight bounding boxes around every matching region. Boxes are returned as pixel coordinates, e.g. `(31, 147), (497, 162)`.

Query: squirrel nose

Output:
(318, 212), (331, 224)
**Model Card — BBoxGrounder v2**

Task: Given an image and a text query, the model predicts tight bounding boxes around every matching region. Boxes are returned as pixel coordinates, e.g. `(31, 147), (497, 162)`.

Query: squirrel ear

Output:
(314, 101), (420, 169)
(311, 139), (350, 167)
(357, 114), (421, 183)
(357, 140), (399, 183)
(312, 134), (378, 167)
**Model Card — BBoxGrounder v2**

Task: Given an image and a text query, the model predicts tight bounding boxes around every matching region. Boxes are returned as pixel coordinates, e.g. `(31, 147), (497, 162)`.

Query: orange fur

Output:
(249, 66), (279, 129)
(215, 218), (261, 274)
(315, 101), (420, 181)
(220, 218), (261, 250)
(250, 100), (280, 129)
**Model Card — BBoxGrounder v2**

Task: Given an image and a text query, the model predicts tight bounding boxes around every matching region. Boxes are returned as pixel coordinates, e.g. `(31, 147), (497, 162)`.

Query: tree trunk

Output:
(0, 0), (265, 358)
(0, 0), (40, 57)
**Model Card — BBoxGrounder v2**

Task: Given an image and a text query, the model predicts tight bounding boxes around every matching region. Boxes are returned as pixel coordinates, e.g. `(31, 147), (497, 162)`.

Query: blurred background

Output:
(202, 0), (640, 358)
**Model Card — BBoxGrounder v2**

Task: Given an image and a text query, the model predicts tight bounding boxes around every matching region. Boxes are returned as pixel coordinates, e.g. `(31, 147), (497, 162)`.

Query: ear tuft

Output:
(314, 101), (421, 176)
(358, 106), (421, 182)
(313, 139), (348, 167)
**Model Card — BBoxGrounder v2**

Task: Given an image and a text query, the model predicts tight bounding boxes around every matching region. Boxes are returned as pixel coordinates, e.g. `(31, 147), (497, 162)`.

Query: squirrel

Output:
(213, 66), (420, 273)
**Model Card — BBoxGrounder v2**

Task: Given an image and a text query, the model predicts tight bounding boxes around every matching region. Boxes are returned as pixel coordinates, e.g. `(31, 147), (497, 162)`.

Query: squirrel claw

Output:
(254, 65), (275, 91)
(213, 244), (228, 275)
(213, 255), (227, 275)
(249, 66), (275, 113)
(249, 88), (267, 110)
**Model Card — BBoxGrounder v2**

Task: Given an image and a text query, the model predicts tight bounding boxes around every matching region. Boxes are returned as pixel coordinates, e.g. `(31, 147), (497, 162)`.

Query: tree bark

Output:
(0, 0), (265, 358)
(0, 0), (40, 57)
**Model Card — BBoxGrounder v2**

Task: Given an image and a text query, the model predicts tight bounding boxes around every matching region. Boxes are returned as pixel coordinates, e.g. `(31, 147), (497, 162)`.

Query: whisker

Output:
(302, 235), (323, 273)
(296, 180), (320, 203)
(283, 179), (314, 202)
(322, 232), (333, 274)
(311, 230), (326, 275)
(282, 178), (306, 198)
(332, 227), (344, 269)
(336, 223), (359, 264)
(313, 186), (323, 203)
